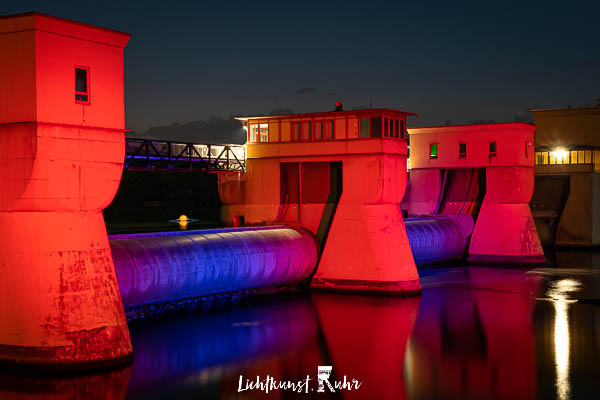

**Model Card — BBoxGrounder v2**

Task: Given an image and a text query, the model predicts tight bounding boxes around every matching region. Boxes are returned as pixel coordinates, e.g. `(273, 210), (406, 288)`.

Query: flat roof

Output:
(408, 122), (535, 134)
(0, 11), (130, 47)
(236, 108), (418, 121)
(530, 106), (600, 113)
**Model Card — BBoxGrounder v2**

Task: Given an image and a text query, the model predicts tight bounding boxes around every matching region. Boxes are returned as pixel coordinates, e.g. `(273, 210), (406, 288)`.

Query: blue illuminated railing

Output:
(125, 138), (246, 172)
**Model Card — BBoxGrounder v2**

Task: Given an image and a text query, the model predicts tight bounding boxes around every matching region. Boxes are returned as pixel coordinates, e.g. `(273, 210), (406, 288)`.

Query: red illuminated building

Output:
(221, 108), (422, 294)
(0, 12), (132, 367)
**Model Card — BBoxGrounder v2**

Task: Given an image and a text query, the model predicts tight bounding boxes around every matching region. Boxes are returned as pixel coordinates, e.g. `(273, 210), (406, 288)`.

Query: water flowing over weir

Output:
(109, 217), (473, 310)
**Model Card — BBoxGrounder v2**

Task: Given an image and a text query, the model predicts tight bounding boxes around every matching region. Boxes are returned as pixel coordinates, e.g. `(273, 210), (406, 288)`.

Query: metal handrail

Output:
(124, 138), (245, 172)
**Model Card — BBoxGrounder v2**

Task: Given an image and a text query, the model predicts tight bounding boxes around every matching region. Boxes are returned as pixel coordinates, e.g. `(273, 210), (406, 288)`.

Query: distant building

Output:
(530, 106), (600, 246)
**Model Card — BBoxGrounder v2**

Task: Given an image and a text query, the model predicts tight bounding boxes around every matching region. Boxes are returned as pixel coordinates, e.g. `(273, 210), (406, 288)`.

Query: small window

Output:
(325, 120), (334, 139)
(259, 123), (269, 142)
(400, 120), (405, 139)
(430, 143), (438, 159)
(489, 141), (497, 157)
(301, 122), (312, 140)
(384, 118), (389, 137)
(75, 67), (89, 103)
(360, 118), (370, 138)
(316, 121), (324, 140)
(459, 143), (467, 158)
(570, 151), (577, 164)
(370, 117), (382, 138)
(249, 124), (259, 142)
(292, 122), (300, 141)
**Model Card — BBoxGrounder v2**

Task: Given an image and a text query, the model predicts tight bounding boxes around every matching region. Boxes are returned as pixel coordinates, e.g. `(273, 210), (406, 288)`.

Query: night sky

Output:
(2, 1), (599, 134)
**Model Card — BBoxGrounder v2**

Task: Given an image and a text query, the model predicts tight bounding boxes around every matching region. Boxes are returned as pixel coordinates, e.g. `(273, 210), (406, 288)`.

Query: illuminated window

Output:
(459, 143), (467, 158)
(75, 66), (89, 103)
(570, 151), (578, 164)
(535, 152), (543, 165)
(489, 141), (497, 157)
(360, 118), (370, 138)
(370, 117), (382, 137)
(585, 150), (592, 163)
(249, 124), (259, 142)
(430, 143), (438, 159)
(259, 123), (269, 142)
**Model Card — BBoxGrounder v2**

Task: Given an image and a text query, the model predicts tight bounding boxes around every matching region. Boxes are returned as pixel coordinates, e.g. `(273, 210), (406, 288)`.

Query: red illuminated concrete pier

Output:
(0, 13), (132, 367)
(220, 108), (421, 294)
(404, 123), (544, 264)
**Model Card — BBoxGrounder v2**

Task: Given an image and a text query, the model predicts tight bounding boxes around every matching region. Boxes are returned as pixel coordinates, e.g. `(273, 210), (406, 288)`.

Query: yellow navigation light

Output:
(178, 215), (188, 222)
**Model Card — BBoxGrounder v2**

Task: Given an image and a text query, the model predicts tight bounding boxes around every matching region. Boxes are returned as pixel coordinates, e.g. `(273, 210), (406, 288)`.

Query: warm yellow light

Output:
(178, 215), (188, 222)
(552, 148), (569, 164)
(548, 279), (581, 400)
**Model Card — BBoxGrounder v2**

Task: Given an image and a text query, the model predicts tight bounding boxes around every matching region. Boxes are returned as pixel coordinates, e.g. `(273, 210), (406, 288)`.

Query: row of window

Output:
(429, 142), (498, 159)
(359, 117), (405, 139)
(292, 120), (335, 141)
(535, 150), (595, 165)
(247, 116), (407, 143)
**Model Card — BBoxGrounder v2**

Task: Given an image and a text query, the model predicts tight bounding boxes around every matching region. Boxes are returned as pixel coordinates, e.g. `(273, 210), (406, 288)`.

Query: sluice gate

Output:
(110, 227), (318, 308)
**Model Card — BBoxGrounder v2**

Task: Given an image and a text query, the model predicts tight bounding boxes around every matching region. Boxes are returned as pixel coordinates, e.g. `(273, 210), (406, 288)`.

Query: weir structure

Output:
(404, 123), (544, 264)
(0, 13), (132, 367)
(220, 108), (422, 294)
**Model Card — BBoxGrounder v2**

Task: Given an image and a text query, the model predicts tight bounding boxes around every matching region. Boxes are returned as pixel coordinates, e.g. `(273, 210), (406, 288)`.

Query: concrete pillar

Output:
(469, 166), (545, 263)
(0, 12), (132, 367)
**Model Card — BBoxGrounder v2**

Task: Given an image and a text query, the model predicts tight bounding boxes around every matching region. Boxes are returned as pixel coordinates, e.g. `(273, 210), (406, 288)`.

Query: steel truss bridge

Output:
(125, 138), (245, 172)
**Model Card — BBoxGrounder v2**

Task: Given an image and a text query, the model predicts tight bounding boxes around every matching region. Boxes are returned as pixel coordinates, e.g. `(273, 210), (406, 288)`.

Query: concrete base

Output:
(311, 203), (421, 294)
(0, 211), (132, 367)
(311, 278), (422, 296)
(467, 254), (547, 265)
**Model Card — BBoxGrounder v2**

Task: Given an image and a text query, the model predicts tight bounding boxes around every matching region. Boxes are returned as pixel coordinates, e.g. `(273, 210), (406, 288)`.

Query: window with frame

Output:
(259, 124), (269, 142)
(75, 66), (89, 103)
(302, 122), (312, 140)
(249, 124), (259, 142)
(430, 143), (438, 159)
(360, 118), (370, 138)
(292, 122), (300, 141)
(384, 118), (390, 137)
(315, 121), (324, 140)
(370, 117), (382, 138)
(489, 141), (497, 157)
(324, 120), (334, 139)
(400, 120), (405, 139)
(459, 143), (467, 158)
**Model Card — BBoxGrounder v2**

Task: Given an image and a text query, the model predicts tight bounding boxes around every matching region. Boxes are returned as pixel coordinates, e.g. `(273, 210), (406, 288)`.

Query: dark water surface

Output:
(1, 250), (599, 399)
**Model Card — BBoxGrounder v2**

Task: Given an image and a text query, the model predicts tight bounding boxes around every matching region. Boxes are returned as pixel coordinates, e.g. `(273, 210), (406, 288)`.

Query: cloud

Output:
(296, 87), (316, 94)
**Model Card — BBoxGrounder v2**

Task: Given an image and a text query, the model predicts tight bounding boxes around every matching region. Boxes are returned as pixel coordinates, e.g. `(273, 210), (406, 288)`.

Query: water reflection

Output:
(406, 268), (542, 400)
(547, 279), (581, 400)
(2, 256), (599, 399)
(0, 366), (131, 400)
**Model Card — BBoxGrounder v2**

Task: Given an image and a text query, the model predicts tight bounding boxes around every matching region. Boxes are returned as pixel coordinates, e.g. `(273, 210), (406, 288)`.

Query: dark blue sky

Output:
(3, 1), (599, 132)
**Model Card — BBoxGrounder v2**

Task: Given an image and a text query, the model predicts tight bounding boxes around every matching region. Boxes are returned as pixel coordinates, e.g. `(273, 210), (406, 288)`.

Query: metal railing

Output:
(125, 138), (245, 172)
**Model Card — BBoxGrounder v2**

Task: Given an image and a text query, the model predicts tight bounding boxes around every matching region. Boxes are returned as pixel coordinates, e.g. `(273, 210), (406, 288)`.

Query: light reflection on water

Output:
(548, 279), (581, 400)
(1, 252), (599, 399)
